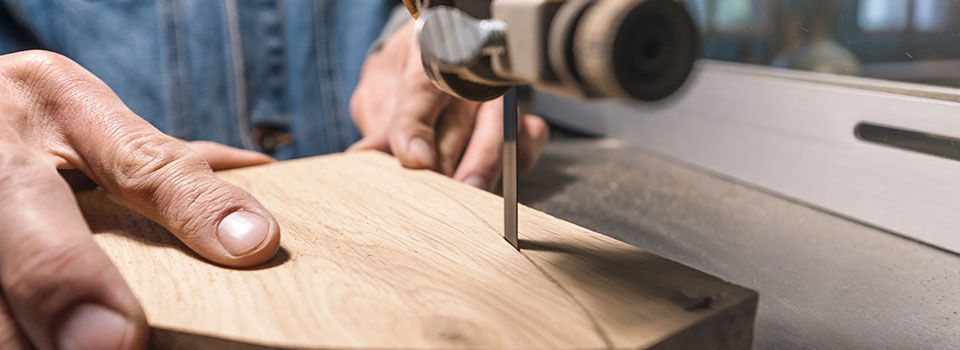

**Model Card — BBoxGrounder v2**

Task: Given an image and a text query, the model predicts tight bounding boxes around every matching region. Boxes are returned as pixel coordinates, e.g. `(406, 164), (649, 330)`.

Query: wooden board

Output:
(78, 151), (757, 349)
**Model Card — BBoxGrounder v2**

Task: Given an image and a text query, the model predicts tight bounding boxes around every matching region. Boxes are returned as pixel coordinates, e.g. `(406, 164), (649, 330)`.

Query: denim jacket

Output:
(0, 0), (393, 159)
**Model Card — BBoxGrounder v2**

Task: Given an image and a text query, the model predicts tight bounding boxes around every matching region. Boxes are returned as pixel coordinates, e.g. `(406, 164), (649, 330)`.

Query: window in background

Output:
(685, 0), (767, 33)
(858, 0), (909, 32)
(913, 0), (952, 32)
(713, 0), (753, 31)
(687, 0), (708, 29)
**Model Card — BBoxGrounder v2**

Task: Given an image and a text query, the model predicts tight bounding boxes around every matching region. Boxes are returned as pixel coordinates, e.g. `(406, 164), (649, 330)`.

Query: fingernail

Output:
(407, 137), (433, 166)
(218, 211), (268, 256)
(58, 304), (132, 350)
(463, 176), (486, 189)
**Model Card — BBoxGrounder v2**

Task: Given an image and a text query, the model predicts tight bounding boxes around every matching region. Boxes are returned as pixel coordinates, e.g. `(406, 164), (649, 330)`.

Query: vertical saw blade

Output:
(503, 88), (519, 249)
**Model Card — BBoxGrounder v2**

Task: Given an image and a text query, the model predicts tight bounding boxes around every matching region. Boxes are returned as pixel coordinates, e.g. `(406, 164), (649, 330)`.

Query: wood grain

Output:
(79, 151), (757, 349)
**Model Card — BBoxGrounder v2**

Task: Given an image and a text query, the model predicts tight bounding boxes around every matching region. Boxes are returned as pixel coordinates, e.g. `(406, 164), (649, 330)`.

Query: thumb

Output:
(386, 85), (451, 170)
(22, 51), (282, 268)
(74, 128), (281, 267)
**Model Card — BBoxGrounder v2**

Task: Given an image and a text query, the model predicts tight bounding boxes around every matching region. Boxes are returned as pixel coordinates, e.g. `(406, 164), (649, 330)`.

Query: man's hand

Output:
(349, 21), (549, 191)
(0, 50), (281, 349)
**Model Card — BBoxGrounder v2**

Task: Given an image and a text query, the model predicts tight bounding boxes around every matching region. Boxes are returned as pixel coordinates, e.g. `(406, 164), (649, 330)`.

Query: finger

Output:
(517, 114), (550, 175)
(387, 85), (451, 170)
(186, 141), (275, 171)
(34, 61), (282, 267)
(435, 100), (480, 176)
(387, 25), (453, 170)
(0, 143), (147, 350)
(453, 99), (505, 191)
(0, 293), (30, 349)
(76, 127), (281, 267)
(346, 133), (390, 153)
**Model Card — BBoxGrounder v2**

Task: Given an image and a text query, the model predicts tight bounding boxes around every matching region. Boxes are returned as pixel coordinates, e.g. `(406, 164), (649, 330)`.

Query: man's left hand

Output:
(349, 21), (549, 191)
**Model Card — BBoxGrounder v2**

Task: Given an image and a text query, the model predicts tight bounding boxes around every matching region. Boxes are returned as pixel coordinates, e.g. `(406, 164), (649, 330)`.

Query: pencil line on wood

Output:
(420, 180), (502, 235)
(417, 160), (614, 347)
(520, 250), (614, 349)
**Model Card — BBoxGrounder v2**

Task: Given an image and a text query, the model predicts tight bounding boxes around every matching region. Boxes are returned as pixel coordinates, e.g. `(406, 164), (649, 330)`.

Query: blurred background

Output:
(688, 0), (960, 88)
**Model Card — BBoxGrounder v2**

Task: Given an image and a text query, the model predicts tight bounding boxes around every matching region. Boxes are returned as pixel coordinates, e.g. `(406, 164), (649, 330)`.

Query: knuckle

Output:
(6, 50), (85, 90)
(110, 132), (206, 197)
(107, 131), (250, 236)
(99, 128), (256, 237)
(2, 50), (99, 117)
(14, 50), (73, 67)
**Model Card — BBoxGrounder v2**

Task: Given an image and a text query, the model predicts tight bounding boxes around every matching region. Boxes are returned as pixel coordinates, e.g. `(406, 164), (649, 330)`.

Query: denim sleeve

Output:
(0, 0), (397, 159)
(329, 0), (394, 146)
(0, 3), (38, 54)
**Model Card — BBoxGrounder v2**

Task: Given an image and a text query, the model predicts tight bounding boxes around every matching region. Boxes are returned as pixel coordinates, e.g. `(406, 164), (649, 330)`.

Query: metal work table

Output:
(520, 138), (960, 349)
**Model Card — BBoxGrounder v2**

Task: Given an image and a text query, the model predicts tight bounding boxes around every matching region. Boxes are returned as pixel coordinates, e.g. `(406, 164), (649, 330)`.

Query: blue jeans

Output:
(0, 0), (393, 159)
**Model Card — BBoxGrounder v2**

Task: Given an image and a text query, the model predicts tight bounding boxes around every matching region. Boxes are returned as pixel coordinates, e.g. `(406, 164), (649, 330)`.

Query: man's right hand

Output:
(0, 50), (281, 349)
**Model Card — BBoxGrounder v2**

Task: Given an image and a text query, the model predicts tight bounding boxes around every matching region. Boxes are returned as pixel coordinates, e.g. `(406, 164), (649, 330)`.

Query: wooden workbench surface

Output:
(79, 151), (756, 349)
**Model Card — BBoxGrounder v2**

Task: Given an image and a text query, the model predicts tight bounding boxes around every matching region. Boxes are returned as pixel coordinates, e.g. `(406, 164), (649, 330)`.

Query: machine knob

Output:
(417, 6), (506, 69)
(573, 0), (699, 101)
